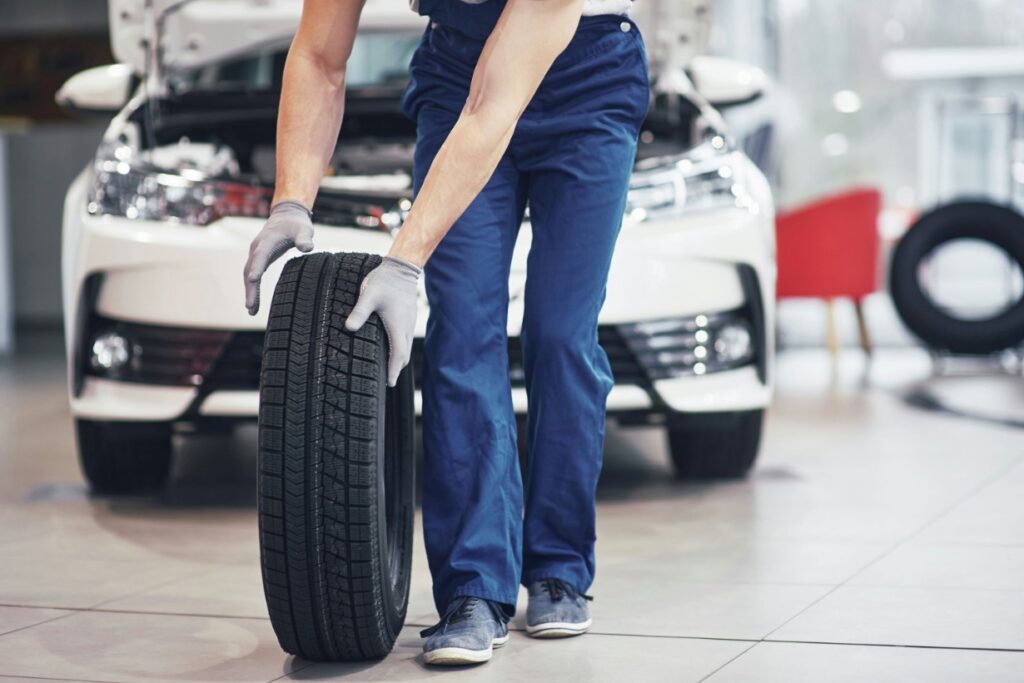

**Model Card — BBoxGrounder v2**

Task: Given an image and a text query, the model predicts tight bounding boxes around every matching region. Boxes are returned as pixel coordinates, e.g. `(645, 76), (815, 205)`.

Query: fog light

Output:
(713, 323), (752, 363)
(89, 331), (131, 371)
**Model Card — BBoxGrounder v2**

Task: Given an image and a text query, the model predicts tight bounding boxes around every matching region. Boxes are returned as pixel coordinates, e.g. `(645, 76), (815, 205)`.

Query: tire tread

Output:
(258, 251), (403, 661)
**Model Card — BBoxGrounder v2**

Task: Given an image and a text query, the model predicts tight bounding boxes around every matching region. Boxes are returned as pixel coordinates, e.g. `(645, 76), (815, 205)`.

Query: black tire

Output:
(76, 419), (173, 495)
(258, 252), (415, 662)
(667, 409), (763, 479)
(890, 200), (1024, 354)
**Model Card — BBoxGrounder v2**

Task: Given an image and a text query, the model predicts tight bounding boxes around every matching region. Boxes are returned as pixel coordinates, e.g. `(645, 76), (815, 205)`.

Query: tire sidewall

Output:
(890, 199), (1024, 353)
(378, 365), (415, 639)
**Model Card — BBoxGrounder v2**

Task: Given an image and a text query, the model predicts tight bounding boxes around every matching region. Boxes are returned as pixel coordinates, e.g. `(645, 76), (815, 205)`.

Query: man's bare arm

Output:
(272, 0), (366, 207)
(243, 0), (364, 314)
(388, 0), (585, 267)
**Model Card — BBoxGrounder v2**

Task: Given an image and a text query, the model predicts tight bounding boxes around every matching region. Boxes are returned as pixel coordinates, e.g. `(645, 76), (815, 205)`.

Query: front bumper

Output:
(72, 309), (770, 421)
(74, 368), (770, 421)
(66, 181), (774, 421)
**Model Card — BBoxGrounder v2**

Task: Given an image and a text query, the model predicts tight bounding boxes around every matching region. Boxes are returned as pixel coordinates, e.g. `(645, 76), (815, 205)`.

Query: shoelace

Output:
(420, 596), (507, 637)
(540, 577), (594, 603)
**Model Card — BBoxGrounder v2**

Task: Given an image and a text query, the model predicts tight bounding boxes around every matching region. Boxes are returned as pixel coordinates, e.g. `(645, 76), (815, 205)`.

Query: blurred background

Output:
(3, 0), (1024, 349)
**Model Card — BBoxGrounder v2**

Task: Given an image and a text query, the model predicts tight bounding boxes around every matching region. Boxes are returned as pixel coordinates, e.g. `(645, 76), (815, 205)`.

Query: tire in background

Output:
(258, 252), (415, 661)
(890, 200), (1024, 354)
(76, 419), (173, 494)
(667, 409), (763, 479)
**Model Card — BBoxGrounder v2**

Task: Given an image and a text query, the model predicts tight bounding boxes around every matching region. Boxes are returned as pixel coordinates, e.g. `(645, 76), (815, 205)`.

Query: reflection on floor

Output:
(1, 334), (1023, 682)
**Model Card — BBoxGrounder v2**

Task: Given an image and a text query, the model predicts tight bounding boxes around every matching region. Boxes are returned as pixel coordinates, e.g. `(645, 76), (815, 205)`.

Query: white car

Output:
(60, 0), (775, 494)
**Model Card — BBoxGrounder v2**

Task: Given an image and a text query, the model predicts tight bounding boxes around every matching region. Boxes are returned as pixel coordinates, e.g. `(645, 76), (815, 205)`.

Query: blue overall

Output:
(403, 1), (649, 616)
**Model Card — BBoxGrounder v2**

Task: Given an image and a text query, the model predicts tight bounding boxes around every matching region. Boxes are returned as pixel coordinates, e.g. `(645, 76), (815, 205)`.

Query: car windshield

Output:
(167, 31), (421, 95)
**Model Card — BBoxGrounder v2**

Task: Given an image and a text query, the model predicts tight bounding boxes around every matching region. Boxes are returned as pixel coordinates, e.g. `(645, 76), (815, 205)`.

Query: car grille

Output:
(83, 312), (756, 393)
(82, 317), (230, 387)
(205, 331), (265, 389)
(82, 320), (648, 391)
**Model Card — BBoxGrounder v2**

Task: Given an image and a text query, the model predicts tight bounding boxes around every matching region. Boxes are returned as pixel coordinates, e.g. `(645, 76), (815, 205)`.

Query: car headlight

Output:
(87, 143), (410, 231)
(87, 143), (272, 226)
(626, 136), (756, 222)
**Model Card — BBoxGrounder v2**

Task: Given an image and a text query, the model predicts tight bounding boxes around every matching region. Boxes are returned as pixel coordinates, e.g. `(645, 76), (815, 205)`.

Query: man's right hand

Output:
(243, 200), (315, 315)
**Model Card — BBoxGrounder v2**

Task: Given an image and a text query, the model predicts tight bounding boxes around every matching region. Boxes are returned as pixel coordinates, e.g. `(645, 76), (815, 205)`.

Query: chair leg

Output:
(853, 299), (872, 355)
(825, 299), (840, 358)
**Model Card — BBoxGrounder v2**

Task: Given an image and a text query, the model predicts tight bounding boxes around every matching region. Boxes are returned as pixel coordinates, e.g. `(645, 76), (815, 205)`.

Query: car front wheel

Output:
(667, 409), (764, 479)
(76, 419), (173, 494)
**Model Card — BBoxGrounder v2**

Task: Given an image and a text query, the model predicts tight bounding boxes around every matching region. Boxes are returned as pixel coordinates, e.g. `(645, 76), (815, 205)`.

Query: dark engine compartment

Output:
(126, 79), (702, 184)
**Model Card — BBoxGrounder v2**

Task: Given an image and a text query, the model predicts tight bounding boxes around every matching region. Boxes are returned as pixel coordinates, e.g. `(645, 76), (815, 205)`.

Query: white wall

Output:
(5, 124), (107, 325)
(705, 0), (1024, 349)
(0, 0), (110, 330)
(0, 134), (12, 353)
(769, 0), (1024, 209)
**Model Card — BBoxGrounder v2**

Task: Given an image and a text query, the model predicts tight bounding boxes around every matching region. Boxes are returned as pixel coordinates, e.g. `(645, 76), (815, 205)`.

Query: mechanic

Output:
(243, 0), (647, 666)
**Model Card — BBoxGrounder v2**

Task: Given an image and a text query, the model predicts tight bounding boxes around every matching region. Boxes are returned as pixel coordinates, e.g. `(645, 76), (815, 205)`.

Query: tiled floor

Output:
(2, 336), (1024, 682)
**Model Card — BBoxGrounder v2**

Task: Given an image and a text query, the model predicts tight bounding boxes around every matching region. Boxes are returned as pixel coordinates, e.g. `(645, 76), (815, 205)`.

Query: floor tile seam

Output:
(700, 638), (1024, 681)
(698, 641), (759, 682)
(759, 453), (1024, 642)
(844, 583), (1024, 593)
(85, 565), (224, 611)
(761, 637), (1024, 654)
(78, 606), (270, 621)
(266, 661), (317, 683)
(0, 610), (77, 640)
(601, 579), (844, 588)
(896, 541), (1024, 549)
(3, 554), (245, 569)
(0, 675), (119, 683)
(836, 451), (1024, 584)
(0, 603), (270, 622)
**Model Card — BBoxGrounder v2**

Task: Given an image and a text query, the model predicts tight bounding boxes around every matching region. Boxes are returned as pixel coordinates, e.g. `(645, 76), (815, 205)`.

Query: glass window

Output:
(168, 32), (421, 94)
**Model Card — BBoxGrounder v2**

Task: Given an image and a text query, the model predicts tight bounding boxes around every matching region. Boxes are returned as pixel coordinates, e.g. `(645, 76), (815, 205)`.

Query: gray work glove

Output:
(244, 200), (315, 315)
(345, 256), (422, 387)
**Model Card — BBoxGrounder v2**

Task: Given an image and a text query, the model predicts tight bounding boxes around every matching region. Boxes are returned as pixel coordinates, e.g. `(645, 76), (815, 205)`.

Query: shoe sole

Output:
(423, 635), (509, 666)
(526, 619), (592, 638)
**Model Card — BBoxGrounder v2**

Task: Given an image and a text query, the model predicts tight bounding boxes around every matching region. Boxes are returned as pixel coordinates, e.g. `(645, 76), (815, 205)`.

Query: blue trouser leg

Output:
(406, 25), (528, 615)
(516, 18), (649, 594)
(404, 16), (648, 612)
(412, 101), (528, 615)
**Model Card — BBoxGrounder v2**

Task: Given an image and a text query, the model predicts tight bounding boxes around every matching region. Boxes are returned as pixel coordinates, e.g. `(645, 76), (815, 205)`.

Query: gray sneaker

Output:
(421, 596), (510, 665)
(526, 578), (593, 638)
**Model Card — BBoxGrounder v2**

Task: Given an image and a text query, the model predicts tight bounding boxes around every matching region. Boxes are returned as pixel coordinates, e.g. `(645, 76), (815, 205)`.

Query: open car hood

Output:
(109, 0), (425, 75)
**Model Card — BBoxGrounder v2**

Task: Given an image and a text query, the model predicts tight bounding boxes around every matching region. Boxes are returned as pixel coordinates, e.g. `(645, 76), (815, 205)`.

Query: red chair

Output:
(775, 188), (882, 355)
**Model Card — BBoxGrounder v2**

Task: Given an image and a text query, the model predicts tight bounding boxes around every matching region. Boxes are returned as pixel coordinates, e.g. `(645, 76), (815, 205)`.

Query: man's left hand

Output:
(345, 256), (422, 387)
